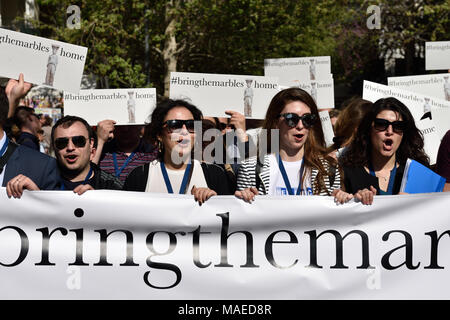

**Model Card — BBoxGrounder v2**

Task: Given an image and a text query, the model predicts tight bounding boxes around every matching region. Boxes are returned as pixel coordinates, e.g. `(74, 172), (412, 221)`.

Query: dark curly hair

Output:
(144, 99), (203, 160)
(340, 97), (429, 168)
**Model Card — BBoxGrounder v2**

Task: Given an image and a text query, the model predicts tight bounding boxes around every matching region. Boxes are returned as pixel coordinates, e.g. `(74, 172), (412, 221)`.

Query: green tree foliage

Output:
(29, 0), (449, 101)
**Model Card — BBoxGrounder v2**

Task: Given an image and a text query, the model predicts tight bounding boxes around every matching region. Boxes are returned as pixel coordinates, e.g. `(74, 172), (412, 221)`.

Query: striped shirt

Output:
(236, 154), (341, 196)
(99, 151), (158, 182)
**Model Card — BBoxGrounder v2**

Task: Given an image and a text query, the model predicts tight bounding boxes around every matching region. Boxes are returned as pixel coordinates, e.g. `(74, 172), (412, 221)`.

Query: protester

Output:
(329, 98), (373, 158)
(234, 87), (351, 204)
(340, 97), (430, 205)
(38, 114), (54, 156)
(123, 99), (232, 204)
(436, 130), (450, 192)
(329, 108), (340, 131)
(1, 81), (60, 197)
(93, 120), (157, 182)
(13, 106), (42, 151)
(202, 111), (255, 193)
(51, 116), (123, 194)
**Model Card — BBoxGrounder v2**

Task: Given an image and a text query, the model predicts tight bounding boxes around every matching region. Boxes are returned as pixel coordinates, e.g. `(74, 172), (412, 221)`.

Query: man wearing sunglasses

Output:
(50, 116), (123, 194)
(1, 79), (60, 198)
(5, 115), (123, 198)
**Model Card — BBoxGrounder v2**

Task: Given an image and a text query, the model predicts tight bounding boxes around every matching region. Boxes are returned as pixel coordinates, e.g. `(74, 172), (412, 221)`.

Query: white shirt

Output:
(0, 131), (8, 186)
(268, 154), (312, 196)
(145, 159), (208, 194)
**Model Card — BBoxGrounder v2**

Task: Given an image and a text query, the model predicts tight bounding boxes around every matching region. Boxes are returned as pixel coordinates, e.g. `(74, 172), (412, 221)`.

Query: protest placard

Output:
(388, 73), (450, 101)
(64, 88), (157, 125)
(0, 27), (87, 93)
(264, 56), (332, 84)
(169, 72), (279, 119)
(319, 110), (335, 147)
(425, 41), (450, 70)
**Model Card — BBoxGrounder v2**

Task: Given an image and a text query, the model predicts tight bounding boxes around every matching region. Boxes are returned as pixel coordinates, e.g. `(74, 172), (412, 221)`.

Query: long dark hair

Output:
(340, 97), (429, 168)
(144, 99), (203, 160)
(262, 87), (336, 194)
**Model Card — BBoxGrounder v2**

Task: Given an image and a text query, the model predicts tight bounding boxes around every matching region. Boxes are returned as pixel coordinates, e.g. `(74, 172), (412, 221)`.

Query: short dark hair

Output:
(13, 106), (37, 129)
(0, 86), (9, 127)
(51, 115), (96, 148)
(144, 99), (203, 159)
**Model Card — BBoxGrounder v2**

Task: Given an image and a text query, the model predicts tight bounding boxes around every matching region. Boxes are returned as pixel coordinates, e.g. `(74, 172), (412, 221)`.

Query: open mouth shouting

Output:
(293, 133), (305, 143)
(382, 138), (394, 151)
(64, 154), (79, 164)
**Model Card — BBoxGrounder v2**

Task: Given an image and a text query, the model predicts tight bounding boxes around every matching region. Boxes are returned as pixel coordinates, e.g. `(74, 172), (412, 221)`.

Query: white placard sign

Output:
(425, 41), (450, 70)
(2, 190), (450, 299)
(288, 78), (335, 108)
(362, 80), (449, 164)
(64, 88), (157, 125)
(264, 56), (332, 84)
(169, 72), (279, 119)
(319, 110), (335, 147)
(0, 27), (88, 93)
(388, 73), (450, 101)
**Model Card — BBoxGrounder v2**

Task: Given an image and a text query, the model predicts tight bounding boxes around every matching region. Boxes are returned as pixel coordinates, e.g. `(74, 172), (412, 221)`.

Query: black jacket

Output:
(60, 162), (123, 191)
(123, 161), (233, 195)
(343, 164), (405, 195)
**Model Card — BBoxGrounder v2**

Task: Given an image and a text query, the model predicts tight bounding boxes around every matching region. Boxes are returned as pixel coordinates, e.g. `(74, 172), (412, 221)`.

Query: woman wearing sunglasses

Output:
(123, 99), (232, 204)
(340, 97), (429, 205)
(235, 88), (350, 203)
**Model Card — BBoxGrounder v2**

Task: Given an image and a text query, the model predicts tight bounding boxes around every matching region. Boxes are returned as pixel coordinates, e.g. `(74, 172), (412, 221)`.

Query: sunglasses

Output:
(163, 119), (196, 133)
(217, 121), (235, 131)
(279, 113), (317, 129)
(54, 135), (87, 150)
(373, 118), (406, 134)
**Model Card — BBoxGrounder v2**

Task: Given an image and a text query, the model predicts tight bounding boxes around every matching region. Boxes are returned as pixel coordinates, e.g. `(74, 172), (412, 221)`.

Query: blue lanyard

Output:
(160, 162), (192, 194)
(277, 154), (305, 196)
(60, 166), (93, 190)
(113, 152), (135, 177)
(0, 137), (9, 157)
(369, 162), (397, 195)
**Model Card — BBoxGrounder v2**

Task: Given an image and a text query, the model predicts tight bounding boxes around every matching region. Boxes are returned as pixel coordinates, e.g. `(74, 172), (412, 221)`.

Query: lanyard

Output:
(113, 152), (135, 177)
(160, 162), (193, 194)
(369, 162), (397, 195)
(277, 154), (305, 196)
(0, 137), (9, 157)
(60, 166), (93, 190)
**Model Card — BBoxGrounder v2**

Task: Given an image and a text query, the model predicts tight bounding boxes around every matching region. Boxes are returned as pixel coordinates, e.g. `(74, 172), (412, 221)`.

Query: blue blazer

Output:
(2, 145), (60, 190)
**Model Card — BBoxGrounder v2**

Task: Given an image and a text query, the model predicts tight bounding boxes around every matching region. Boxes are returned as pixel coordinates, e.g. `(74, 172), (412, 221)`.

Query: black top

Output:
(123, 161), (233, 195)
(17, 132), (40, 151)
(60, 162), (123, 191)
(343, 164), (405, 195)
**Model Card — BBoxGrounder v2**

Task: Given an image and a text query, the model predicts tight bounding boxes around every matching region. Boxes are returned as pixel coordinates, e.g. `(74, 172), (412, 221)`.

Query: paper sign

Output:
(64, 88), (157, 125)
(169, 72), (279, 119)
(0, 27), (88, 93)
(319, 110), (335, 147)
(287, 78), (335, 108)
(425, 41), (450, 70)
(264, 56), (332, 84)
(388, 73), (450, 101)
(362, 80), (450, 164)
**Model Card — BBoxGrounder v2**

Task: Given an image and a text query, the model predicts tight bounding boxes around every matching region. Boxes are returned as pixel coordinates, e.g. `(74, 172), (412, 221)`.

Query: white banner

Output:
(0, 28), (87, 93)
(64, 88), (157, 125)
(425, 41), (450, 71)
(1, 189), (450, 300)
(169, 72), (278, 119)
(362, 80), (449, 164)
